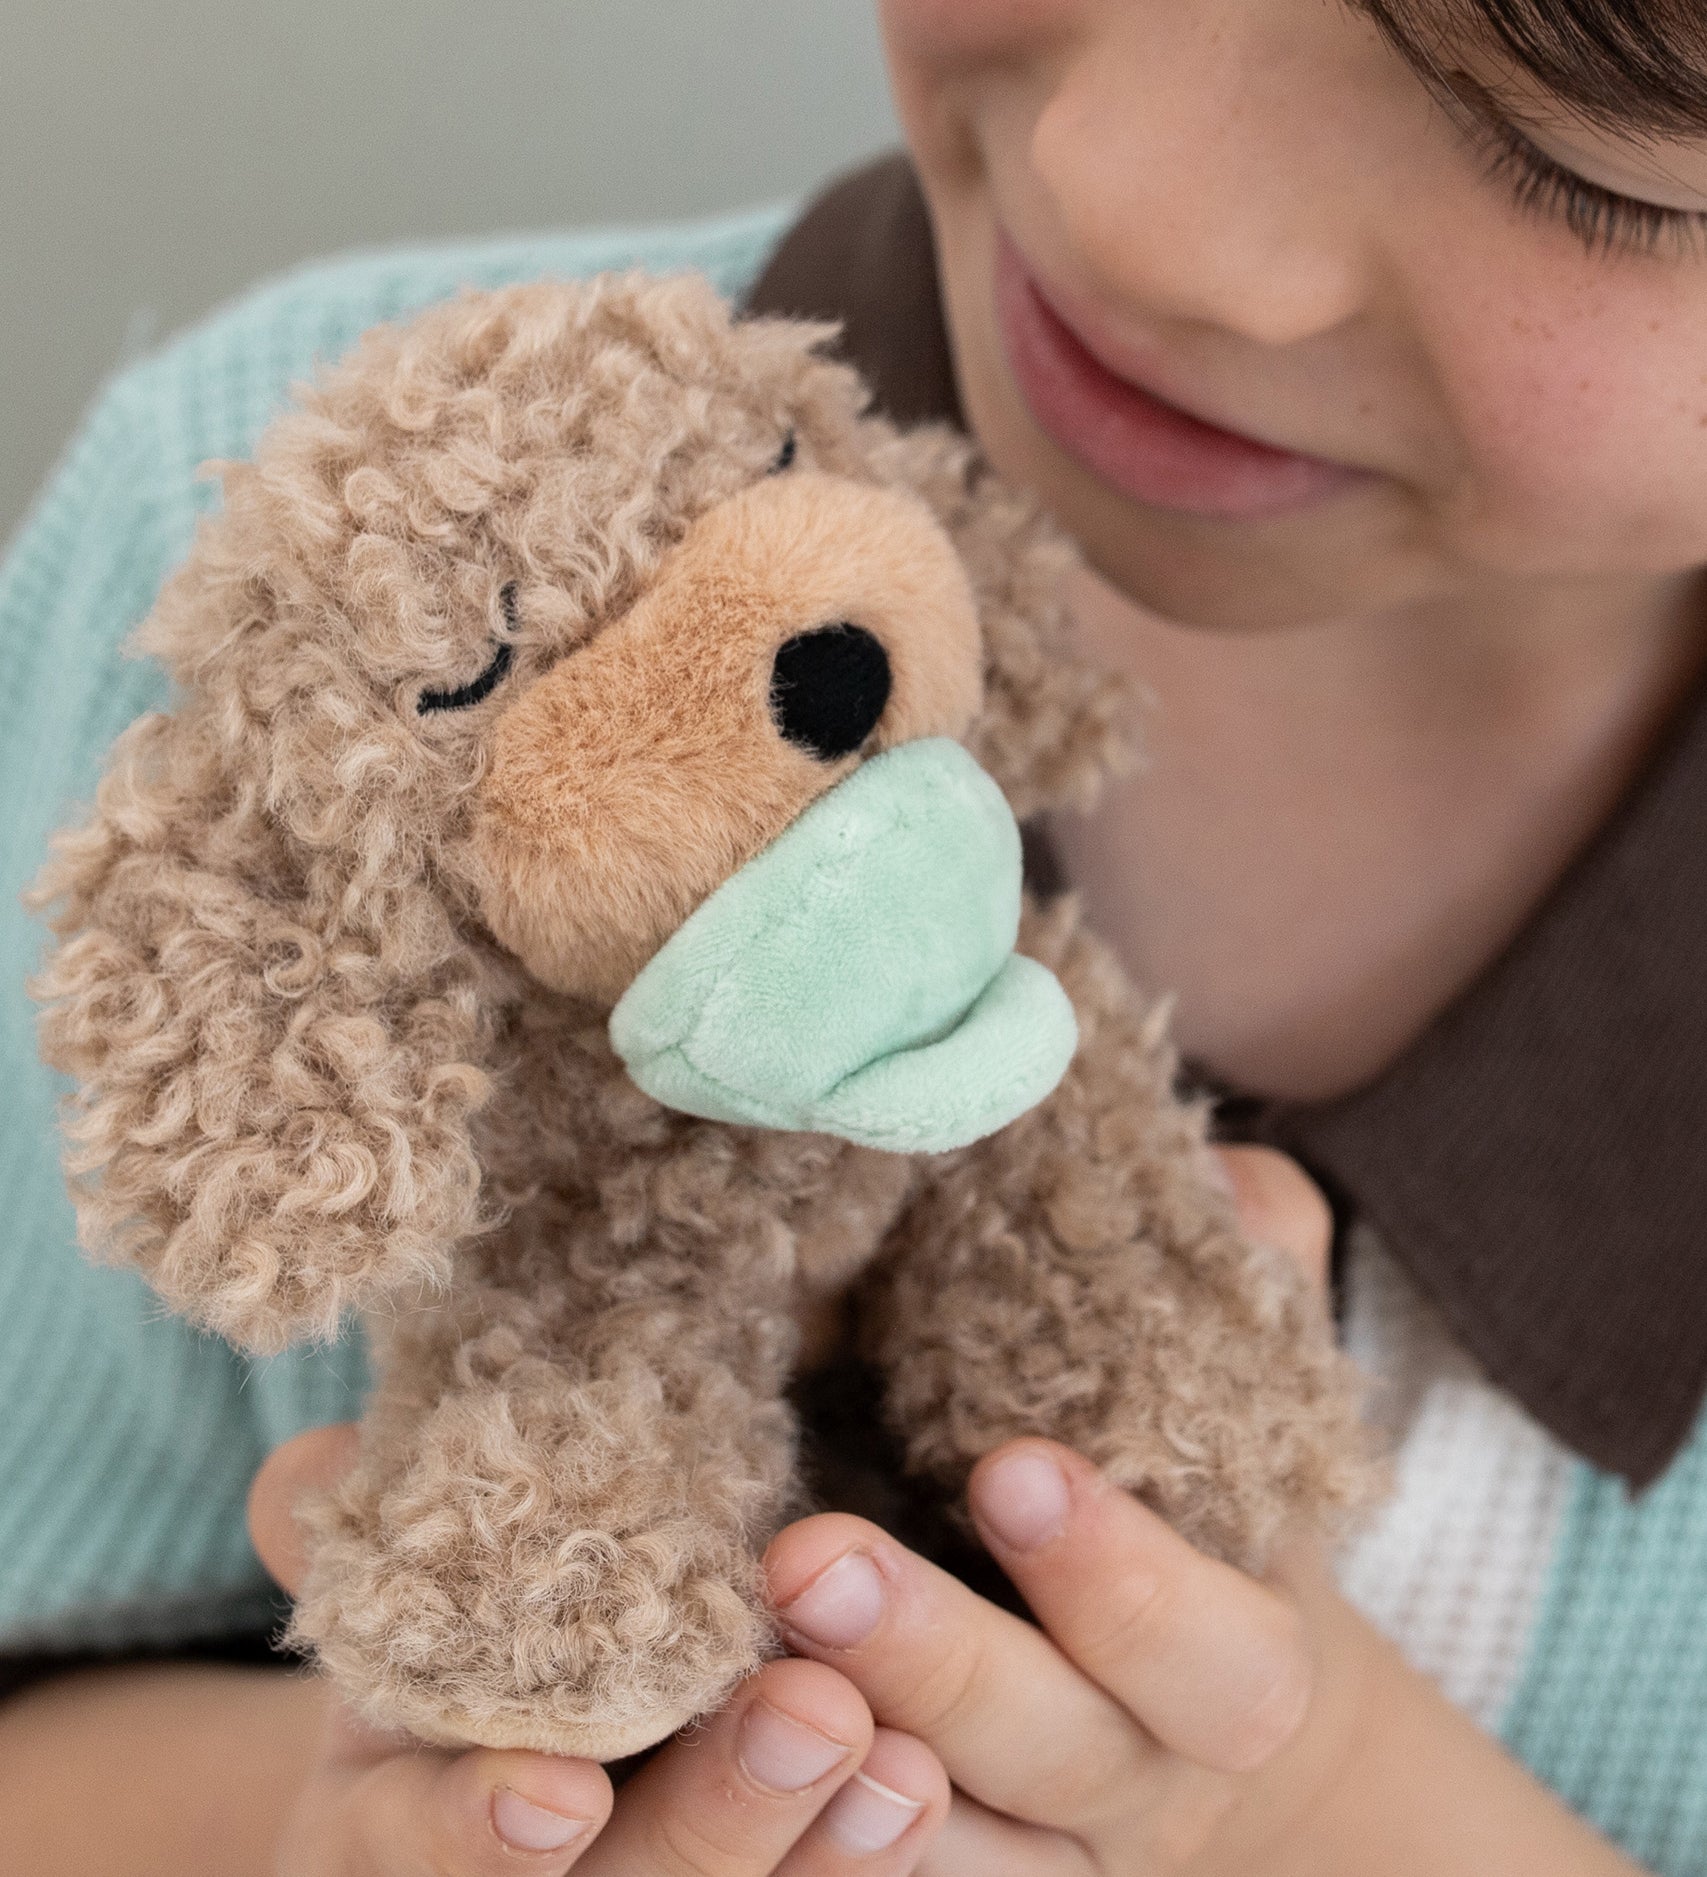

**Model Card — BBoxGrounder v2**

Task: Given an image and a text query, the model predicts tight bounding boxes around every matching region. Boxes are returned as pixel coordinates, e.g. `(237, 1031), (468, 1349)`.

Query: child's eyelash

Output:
(1470, 112), (1707, 262)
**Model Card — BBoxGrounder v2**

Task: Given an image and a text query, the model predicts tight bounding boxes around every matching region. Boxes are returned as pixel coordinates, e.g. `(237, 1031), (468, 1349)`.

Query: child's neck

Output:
(1050, 562), (1707, 1103)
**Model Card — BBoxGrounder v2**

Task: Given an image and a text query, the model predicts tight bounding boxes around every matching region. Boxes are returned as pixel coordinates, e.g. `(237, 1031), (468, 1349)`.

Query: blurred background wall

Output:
(0, 0), (900, 545)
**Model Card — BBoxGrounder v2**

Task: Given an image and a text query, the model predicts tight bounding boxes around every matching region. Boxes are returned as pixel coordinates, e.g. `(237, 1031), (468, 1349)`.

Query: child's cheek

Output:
(1428, 257), (1707, 572)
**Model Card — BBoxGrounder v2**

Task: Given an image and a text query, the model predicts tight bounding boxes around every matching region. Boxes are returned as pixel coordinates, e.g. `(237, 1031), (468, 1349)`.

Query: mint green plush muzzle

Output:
(609, 739), (1077, 1154)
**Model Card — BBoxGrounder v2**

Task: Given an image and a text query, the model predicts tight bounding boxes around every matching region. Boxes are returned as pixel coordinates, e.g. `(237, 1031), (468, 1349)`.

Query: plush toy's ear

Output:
(30, 643), (492, 1356)
(866, 427), (1137, 821)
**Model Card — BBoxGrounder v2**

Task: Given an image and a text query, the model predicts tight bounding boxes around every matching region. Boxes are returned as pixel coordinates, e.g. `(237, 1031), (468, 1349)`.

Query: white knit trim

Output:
(1334, 1226), (1574, 1732)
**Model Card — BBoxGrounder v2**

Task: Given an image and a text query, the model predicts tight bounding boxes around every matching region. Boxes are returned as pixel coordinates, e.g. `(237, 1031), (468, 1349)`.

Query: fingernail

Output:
(821, 1771), (926, 1855)
(974, 1448), (1070, 1552)
(738, 1700), (851, 1793)
(491, 1787), (592, 1853)
(776, 1549), (885, 1650)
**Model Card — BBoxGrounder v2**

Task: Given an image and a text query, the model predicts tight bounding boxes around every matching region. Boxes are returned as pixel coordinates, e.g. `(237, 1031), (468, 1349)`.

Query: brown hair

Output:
(1355, 0), (1707, 136)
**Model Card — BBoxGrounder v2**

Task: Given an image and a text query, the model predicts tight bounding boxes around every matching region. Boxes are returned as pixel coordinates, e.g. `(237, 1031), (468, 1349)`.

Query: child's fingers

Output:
(1210, 1144), (1334, 1291)
(912, 1789), (1091, 1877)
(574, 1657), (873, 1877)
(247, 1421), (361, 1594)
(279, 1739), (614, 1877)
(966, 1440), (1313, 1775)
(774, 1728), (950, 1875)
(267, 1574), (617, 1876)
(366, 1746), (612, 1876)
(764, 1512), (1155, 1831)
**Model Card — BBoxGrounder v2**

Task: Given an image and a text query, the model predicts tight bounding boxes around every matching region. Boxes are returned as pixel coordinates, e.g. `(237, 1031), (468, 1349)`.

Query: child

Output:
(3, 0), (1704, 1870)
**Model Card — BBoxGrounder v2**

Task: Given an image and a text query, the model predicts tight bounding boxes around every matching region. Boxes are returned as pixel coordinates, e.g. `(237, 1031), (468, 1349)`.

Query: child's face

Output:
(880, 0), (1707, 630)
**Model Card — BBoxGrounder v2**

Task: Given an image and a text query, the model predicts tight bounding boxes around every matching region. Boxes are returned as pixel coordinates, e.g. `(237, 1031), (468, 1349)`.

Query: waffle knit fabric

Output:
(1, 203), (1703, 1874)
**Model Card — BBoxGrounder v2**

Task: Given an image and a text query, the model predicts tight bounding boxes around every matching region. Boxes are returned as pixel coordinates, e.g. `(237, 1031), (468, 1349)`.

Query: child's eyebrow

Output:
(1343, 0), (1707, 142)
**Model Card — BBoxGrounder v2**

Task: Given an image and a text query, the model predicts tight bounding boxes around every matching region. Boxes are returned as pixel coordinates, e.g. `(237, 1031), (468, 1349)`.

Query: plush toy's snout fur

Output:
(475, 469), (982, 1003)
(33, 273), (1375, 1761)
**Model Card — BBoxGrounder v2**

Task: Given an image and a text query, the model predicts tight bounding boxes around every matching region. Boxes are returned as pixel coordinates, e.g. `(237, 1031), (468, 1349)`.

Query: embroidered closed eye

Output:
(417, 583), (520, 715)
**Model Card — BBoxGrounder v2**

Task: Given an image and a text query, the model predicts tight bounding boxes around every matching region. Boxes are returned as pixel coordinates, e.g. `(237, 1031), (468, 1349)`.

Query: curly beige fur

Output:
(32, 273), (1374, 1759)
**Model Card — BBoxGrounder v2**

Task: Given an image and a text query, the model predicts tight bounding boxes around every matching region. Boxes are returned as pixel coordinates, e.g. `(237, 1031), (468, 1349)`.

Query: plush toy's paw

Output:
(610, 738), (1078, 1155)
(869, 901), (1381, 1574)
(286, 1372), (784, 1760)
(881, 1221), (1379, 1572)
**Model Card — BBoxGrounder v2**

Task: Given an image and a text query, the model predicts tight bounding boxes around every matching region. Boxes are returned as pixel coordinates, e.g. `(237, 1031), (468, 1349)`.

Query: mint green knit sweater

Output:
(2, 200), (1704, 1875)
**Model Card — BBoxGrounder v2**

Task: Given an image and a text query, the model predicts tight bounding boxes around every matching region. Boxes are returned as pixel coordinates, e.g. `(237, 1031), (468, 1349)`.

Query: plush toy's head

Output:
(33, 275), (1125, 1352)
(473, 454), (981, 1003)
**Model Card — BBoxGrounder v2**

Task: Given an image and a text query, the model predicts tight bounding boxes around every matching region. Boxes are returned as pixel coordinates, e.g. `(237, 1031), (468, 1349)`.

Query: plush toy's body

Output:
(33, 274), (1371, 1760)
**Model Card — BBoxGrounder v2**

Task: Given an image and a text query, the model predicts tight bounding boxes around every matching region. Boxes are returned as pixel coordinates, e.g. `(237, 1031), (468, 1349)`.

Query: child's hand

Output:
(759, 1147), (1641, 1877)
(248, 1430), (950, 1877)
(760, 1144), (1363, 1876)
(243, 1145), (1350, 1877)
(760, 1445), (1360, 1876)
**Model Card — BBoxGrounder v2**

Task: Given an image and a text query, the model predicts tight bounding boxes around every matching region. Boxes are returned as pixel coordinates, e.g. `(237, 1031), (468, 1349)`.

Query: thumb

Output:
(247, 1421), (362, 1597)
(1212, 1144), (1334, 1293)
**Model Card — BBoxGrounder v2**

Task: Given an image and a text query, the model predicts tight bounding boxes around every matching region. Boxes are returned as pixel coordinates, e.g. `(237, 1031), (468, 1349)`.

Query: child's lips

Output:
(994, 232), (1365, 521)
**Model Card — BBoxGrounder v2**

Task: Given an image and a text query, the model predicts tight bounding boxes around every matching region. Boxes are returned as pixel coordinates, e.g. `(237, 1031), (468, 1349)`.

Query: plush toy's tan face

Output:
(471, 463), (982, 1002)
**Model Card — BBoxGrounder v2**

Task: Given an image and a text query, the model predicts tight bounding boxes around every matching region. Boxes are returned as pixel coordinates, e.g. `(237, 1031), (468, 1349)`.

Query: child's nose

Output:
(1029, 2), (1376, 350)
(769, 624), (892, 762)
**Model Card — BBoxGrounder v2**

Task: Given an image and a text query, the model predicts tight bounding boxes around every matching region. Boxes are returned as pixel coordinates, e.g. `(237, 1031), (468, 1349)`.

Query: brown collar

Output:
(747, 152), (1707, 1488)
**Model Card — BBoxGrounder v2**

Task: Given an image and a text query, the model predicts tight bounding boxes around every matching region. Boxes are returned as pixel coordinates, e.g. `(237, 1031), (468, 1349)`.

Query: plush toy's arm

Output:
(862, 898), (1376, 1571)
(286, 1106), (808, 1762)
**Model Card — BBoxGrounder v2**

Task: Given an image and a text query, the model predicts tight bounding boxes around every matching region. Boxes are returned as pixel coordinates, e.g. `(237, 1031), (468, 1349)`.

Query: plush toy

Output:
(33, 274), (1372, 1761)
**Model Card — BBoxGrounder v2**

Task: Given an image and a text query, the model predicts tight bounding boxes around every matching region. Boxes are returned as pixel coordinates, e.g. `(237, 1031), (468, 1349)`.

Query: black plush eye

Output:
(417, 582), (519, 715)
(769, 430), (798, 475)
